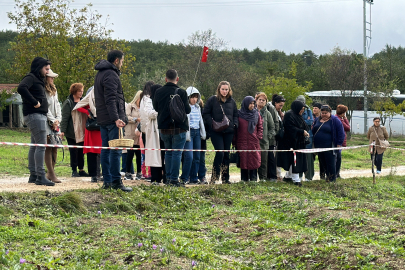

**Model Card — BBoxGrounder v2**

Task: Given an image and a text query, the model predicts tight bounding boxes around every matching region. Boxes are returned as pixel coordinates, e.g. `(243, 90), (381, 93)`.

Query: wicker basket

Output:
(108, 127), (134, 147)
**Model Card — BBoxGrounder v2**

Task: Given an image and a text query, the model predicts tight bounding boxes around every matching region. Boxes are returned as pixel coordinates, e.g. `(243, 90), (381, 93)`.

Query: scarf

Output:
(238, 96), (259, 134)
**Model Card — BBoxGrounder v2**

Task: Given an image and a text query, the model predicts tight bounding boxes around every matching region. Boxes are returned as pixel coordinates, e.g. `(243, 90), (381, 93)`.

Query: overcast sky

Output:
(0, 0), (404, 56)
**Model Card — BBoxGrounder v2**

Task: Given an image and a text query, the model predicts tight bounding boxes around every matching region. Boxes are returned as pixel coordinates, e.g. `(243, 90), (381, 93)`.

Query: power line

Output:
(0, 0), (357, 8)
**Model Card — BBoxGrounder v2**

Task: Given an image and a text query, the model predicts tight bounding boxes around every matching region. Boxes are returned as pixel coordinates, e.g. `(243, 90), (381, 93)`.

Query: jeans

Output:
(181, 129), (201, 182)
(160, 131), (186, 183)
(66, 137), (84, 171)
(371, 152), (384, 171)
(197, 139), (207, 180)
(210, 131), (233, 182)
(100, 124), (122, 184)
(23, 113), (47, 176)
(318, 150), (337, 182)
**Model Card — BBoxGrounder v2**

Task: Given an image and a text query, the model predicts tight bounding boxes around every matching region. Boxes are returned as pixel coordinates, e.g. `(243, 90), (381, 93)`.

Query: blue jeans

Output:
(160, 132), (186, 183)
(100, 124), (122, 184)
(181, 129), (201, 182)
(23, 113), (47, 175)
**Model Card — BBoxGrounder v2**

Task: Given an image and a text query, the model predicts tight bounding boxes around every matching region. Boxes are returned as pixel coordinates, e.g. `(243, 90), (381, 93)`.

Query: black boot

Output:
(28, 172), (37, 183)
(102, 182), (112, 189)
(112, 179), (132, 192)
(35, 174), (55, 186)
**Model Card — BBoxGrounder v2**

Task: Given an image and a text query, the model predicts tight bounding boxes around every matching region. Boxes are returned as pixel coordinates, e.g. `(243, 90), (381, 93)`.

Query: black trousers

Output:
(241, 169), (258, 181)
(371, 152), (384, 171)
(318, 150), (336, 182)
(210, 131), (233, 182)
(87, 152), (100, 177)
(66, 137), (84, 171)
(319, 153), (326, 179)
(336, 150), (342, 177)
(126, 145), (141, 173)
(267, 145), (277, 179)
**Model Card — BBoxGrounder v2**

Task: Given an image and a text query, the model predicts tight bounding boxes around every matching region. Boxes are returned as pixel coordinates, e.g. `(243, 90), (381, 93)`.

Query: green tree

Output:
(257, 61), (313, 110)
(7, 0), (135, 100)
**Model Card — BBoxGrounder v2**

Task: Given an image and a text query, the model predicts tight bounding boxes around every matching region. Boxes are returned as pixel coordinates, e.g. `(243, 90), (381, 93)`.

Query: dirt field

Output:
(1, 166), (404, 193)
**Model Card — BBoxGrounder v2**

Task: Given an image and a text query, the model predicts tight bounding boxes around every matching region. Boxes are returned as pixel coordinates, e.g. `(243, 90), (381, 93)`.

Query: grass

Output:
(2, 128), (405, 268)
(1, 177), (405, 269)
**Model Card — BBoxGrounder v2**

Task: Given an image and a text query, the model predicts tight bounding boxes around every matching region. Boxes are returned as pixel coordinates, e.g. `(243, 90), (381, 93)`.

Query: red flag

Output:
(201, 46), (209, 62)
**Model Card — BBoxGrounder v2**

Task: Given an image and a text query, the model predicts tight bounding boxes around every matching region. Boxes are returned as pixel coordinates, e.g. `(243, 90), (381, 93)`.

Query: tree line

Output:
(1, 0), (405, 127)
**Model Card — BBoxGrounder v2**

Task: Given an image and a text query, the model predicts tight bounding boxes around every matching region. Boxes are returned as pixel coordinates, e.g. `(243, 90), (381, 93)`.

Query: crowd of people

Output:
(17, 51), (390, 190)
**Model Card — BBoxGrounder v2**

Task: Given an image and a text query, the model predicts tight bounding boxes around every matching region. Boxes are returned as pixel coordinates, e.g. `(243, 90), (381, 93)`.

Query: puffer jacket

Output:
(18, 73), (48, 116)
(203, 95), (239, 134)
(266, 102), (279, 146)
(124, 102), (141, 145)
(258, 106), (275, 149)
(185, 87), (206, 141)
(93, 60), (126, 125)
(236, 113), (263, 170)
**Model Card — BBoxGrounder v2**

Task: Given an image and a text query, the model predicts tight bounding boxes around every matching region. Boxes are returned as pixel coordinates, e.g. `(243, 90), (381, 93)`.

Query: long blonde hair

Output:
(45, 81), (57, 96)
(130, 90), (143, 107)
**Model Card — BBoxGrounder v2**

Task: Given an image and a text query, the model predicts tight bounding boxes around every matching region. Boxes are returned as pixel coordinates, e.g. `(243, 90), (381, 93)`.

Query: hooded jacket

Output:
(152, 82), (191, 131)
(17, 57), (50, 116)
(185, 87), (206, 141)
(93, 60), (126, 126)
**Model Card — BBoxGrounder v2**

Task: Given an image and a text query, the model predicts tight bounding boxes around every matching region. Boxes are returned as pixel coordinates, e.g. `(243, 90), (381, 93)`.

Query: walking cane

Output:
(371, 140), (376, 185)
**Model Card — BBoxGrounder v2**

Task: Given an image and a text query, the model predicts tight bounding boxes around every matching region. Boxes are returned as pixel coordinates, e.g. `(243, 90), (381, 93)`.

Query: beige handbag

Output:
(374, 128), (389, 148)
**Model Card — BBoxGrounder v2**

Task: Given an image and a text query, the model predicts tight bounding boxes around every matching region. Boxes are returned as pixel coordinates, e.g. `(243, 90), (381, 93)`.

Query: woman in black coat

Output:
(276, 100), (309, 187)
(202, 81), (238, 184)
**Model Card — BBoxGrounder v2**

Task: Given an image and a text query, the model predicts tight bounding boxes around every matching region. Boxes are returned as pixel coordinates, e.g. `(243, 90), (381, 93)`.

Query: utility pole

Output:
(363, 0), (373, 133)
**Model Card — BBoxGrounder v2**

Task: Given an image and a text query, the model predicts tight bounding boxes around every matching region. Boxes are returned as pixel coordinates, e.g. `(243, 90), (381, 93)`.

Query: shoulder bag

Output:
(86, 109), (100, 131)
(374, 128), (389, 148)
(212, 103), (230, 132)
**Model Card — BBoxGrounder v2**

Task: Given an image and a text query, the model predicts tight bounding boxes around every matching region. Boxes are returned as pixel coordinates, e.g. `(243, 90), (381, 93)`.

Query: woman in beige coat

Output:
(367, 117), (389, 174)
(124, 90), (142, 180)
(44, 69), (62, 183)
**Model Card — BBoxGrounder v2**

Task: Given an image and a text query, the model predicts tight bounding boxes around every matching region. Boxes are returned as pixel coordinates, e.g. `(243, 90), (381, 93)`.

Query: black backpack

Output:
(169, 88), (187, 124)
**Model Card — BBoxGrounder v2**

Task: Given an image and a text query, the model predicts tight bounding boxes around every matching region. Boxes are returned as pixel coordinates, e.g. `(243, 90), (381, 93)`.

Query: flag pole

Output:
(192, 46), (205, 88)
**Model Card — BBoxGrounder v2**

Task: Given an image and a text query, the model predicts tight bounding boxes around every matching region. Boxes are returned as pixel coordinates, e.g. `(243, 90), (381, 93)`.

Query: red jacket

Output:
(335, 114), (350, 147)
(78, 106), (102, 154)
(236, 113), (263, 170)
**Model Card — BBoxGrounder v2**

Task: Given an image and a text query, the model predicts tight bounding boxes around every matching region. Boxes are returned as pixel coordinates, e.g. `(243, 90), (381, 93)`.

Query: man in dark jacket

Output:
(94, 50), (132, 192)
(153, 69), (191, 186)
(18, 57), (55, 186)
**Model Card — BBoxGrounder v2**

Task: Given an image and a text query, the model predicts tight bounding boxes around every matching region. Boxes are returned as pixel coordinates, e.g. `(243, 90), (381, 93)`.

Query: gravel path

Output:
(1, 166), (404, 193)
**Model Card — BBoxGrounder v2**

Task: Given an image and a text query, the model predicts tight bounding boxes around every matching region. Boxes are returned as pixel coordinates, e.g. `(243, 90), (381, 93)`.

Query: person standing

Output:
(44, 69), (62, 183)
(266, 94), (285, 181)
(236, 96), (263, 182)
(94, 50), (132, 192)
(203, 81), (238, 184)
(180, 87), (206, 185)
(335, 104), (350, 178)
(312, 105), (345, 182)
(312, 102), (326, 180)
(60, 83), (89, 178)
(72, 86), (102, 183)
(123, 91), (142, 181)
(153, 69), (191, 186)
(277, 100), (309, 187)
(367, 117), (389, 174)
(18, 57), (54, 186)
(296, 95), (314, 181)
(255, 93), (275, 181)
